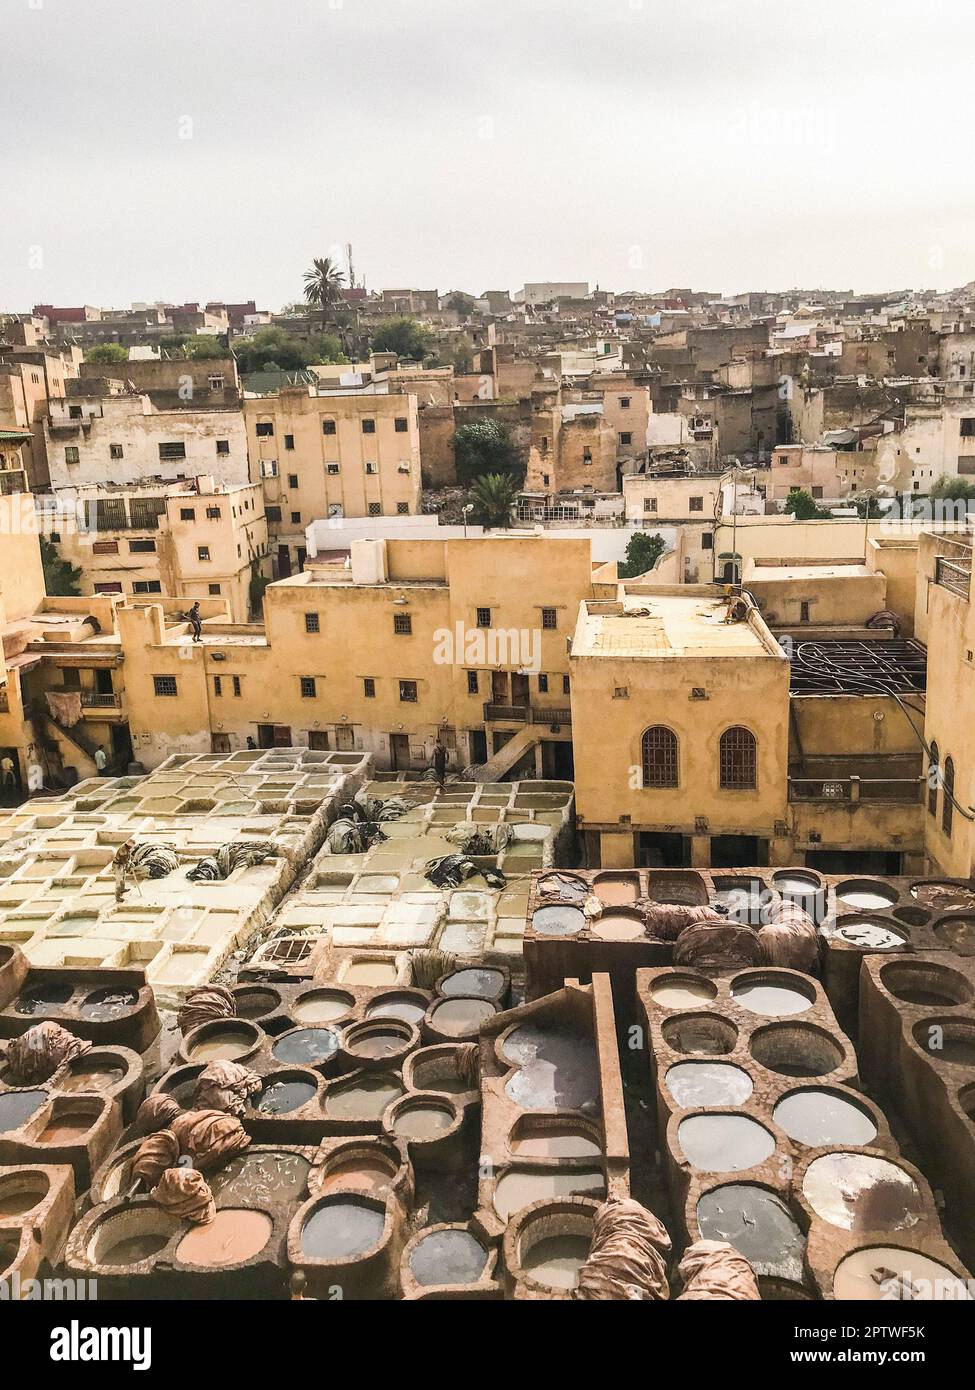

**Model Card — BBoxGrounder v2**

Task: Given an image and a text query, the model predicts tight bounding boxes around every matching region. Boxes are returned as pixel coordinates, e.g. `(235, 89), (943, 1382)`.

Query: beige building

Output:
(243, 389), (422, 578)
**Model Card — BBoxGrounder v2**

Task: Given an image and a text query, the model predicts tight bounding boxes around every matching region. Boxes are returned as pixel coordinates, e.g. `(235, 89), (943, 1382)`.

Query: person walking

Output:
(113, 839), (134, 903)
(188, 601), (203, 643)
(432, 739), (448, 791)
(0, 755), (16, 792)
(94, 746), (108, 776)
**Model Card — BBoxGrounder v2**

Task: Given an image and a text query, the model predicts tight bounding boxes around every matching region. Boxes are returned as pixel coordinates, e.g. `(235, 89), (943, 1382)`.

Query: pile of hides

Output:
(572, 1198), (672, 1301)
(675, 1240), (761, 1301)
(4, 1022), (90, 1086)
(131, 843), (179, 879)
(133, 1130), (180, 1187)
(447, 823), (512, 856)
(186, 841), (278, 882)
(178, 984), (236, 1036)
(674, 919), (762, 972)
(325, 817), (375, 854)
(194, 1060), (262, 1117)
(757, 899), (819, 973)
(410, 948), (457, 989)
(325, 790), (413, 854)
(170, 1109), (251, 1172)
(455, 1042), (480, 1090)
(150, 1168), (215, 1226)
(424, 854), (505, 890)
(45, 690), (83, 728)
(643, 902), (723, 942)
(133, 1094), (182, 1137)
(352, 789), (414, 824)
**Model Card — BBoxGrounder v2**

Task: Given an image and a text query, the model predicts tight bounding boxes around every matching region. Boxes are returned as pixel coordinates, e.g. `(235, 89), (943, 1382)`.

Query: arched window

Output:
(719, 726), (757, 790)
(928, 741), (940, 817)
(942, 756), (955, 838)
(642, 726), (678, 788)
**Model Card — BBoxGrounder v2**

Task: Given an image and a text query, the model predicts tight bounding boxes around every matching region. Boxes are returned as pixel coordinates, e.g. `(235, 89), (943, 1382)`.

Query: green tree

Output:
(234, 328), (347, 374)
(931, 475), (975, 500)
(303, 256), (346, 331)
(784, 487), (831, 520)
(851, 492), (885, 517)
(40, 536), (82, 596)
(371, 315), (433, 361)
(453, 419), (520, 484)
(181, 335), (227, 360)
(84, 343), (128, 365)
(618, 531), (666, 578)
(468, 473), (519, 529)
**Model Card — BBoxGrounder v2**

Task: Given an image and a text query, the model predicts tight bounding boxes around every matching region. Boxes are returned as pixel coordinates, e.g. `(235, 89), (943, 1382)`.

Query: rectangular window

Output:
(620, 397), (631, 409)
(326, 463), (340, 475)
(208, 375), (226, 390)
(206, 507), (221, 520)
(291, 512), (301, 524)
(94, 582), (123, 594)
(476, 607), (491, 628)
(300, 676), (317, 699)
(362, 419), (376, 434)
(159, 442), (187, 461)
(305, 613), (320, 633)
(541, 607), (557, 630)
(65, 446), (80, 464)
(395, 417), (409, 432)
(216, 439), (230, 455)
(365, 461), (378, 474)
(266, 506), (282, 523)
(644, 497), (657, 513)
(110, 443), (124, 460)
(288, 474), (299, 488)
(368, 502), (382, 516)
(619, 432), (633, 446)
(399, 680), (418, 702)
(396, 502), (409, 514)
(702, 533), (713, 550)
(563, 674), (570, 694)
(133, 580), (162, 594)
(322, 419), (336, 435)
(153, 675), (178, 697)
(180, 507), (195, 521)
(960, 418), (975, 437)
(93, 540), (119, 555)
(538, 673), (549, 693)
(233, 675), (241, 697)
(260, 460), (278, 478)
(209, 583), (221, 595)
(363, 677), (376, 698)
(198, 546), (210, 561)
(308, 731), (329, 751)
(284, 434), (295, 450)
(689, 497), (704, 512)
(467, 670), (479, 695)
(129, 539), (156, 553)
(214, 675), (223, 697)
(393, 613), (412, 635)
(255, 422), (274, 437)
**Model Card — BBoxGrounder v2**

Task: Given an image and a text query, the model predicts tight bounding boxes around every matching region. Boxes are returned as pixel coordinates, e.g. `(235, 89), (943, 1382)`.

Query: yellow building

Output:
(243, 389), (422, 578)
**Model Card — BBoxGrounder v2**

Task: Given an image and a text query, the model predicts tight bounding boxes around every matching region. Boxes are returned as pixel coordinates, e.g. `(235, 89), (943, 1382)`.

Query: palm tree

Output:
(302, 256), (346, 334)
(469, 473), (518, 529)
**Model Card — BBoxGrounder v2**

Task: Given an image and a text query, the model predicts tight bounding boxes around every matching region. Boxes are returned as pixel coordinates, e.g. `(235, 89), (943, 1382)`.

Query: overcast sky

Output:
(3, 0), (974, 310)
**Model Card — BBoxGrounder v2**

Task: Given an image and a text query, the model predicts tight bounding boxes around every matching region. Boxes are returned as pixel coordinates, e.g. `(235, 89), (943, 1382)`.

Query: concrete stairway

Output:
(473, 724), (540, 783)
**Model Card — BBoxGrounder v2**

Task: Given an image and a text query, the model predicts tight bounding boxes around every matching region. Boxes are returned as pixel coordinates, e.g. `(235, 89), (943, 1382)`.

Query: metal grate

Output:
(720, 726), (757, 789)
(642, 726), (678, 788)
(788, 640), (928, 696)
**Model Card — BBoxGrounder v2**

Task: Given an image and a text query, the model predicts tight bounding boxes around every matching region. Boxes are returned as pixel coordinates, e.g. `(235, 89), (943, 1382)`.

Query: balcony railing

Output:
(935, 556), (972, 600)
(482, 703), (572, 725)
(789, 776), (923, 804)
(81, 692), (122, 710)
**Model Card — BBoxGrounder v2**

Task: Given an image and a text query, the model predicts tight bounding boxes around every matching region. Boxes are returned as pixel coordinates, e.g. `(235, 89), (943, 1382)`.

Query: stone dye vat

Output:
(0, 965), (160, 1051)
(0, 1090), (122, 1192)
(400, 1222), (499, 1299)
(288, 1189), (406, 1299)
(859, 951), (975, 1267)
(501, 1196), (600, 1299)
(637, 963), (968, 1298)
(0, 1163), (76, 1294)
(475, 977), (628, 1242)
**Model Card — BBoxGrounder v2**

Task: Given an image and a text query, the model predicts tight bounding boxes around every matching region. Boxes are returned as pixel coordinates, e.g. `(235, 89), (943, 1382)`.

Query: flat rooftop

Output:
(573, 592), (775, 660)
(748, 562), (872, 582)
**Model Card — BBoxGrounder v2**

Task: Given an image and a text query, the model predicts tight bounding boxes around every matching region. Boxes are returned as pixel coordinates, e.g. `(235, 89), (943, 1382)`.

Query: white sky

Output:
(3, 0), (974, 309)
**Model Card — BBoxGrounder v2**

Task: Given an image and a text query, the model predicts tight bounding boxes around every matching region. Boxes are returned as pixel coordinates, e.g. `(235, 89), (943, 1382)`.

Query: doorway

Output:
(469, 730), (488, 764)
(390, 733), (411, 770)
(491, 671), (508, 704)
(637, 832), (688, 867)
(511, 673), (530, 706)
(805, 849), (903, 875)
(257, 724), (292, 749)
(710, 835), (763, 868)
(277, 546), (292, 580)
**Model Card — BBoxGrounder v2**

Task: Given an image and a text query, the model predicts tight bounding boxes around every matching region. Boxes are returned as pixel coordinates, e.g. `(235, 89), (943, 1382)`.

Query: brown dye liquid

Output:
(522, 1233), (590, 1289)
(190, 1031), (255, 1061)
(430, 998), (495, 1036)
(350, 1032), (406, 1059)
(833, 1247), (970, 1300)
(594, 877), (638, 905)
(326, 1076), (403, 1121)
(0, 1187), (46, 1216)
(512, 1131), (601, 1158)
(493, 1168), (604, 1220)
(176, 1209), (272, 1266)
(102, 1231), (172, 1266)
(58, 1064), (125, 1094)
(392, 1106), (453, 1139)
(802, 1153), (923, 1231)
(317, 1160), (396, 1194)
(39, 1115), (92, 1144)
(209, 1152), (311, 1205)
(592, 912), (644, 941)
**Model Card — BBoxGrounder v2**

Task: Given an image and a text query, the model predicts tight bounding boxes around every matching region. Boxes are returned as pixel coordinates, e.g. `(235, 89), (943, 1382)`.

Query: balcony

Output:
(788, 776), (922, 805)
(482, 703), (572, 726)
(935, 555), (971, 600)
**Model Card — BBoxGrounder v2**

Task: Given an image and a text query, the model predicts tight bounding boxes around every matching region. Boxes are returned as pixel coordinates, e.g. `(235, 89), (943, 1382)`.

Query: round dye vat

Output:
(16, 982), (73, 1015)
(0, 1090), (47, 1133)
(773, 1090), (877, 1147)
(677, 1114), (776, 1173)
(751, 1023), (843, 1078)
(836, 881), (898, 910)
(501, 1025), (599, 1111)
(101, 1231), (173, 1266)
(773, 873), (821, 896)
(511, 1129), (601, 1159)
(493, 1168), (605, 1220)
(521, 1233), (590, 1290)
(316, 1155), (398, 1196)
(832, 918), (907, 950)
(881, 962), (971, 1008)
(326, 1076), (403, 1122)
(665, 1061), (754, 1109)
(58, 1061), (125, 1094)
(365, 995), (427, 1024)
(535, 873), (588, 903)
(271, 1028), (341, 1066)
(591, 911), (645, 941)
(301, 1203), (385, 1261)
(189, 1026), (259, 1063)
(649, 976), (717, 1009)
(934, 917), (975, 952)
(410, 1229), (488, 1287)
(594, 875), (639, 906)
(802, 1153), (923, 1231)
(712, 885), (766, 925)
(257, 1079), (317, 1114)
(176, 1209), (273, 1267)
(0, 1176), (48, 1217)
(343, 961), (399, 986)
(391, 1103), (454, 1140)
(208, 1152), (311, 1205)
(40, 1113), (95, 1144)
(79, 987), (138, 1022)
(292, 992), (354, 1025)
(731, 978), (813, 1018)
(697, 1185), (806, 1283)
(344, 1023), (412, 1061)
(428, 998), (496, 1038)
(912, 1019), (975, 1064)
(663, 1014), (738, 1057)
(912, 882), (975, 912)
(532, 904), (585, 937)
(232, 988), (280, 1020)
(833, 1247), (971, 1301)
(439, 968), (505, 999)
